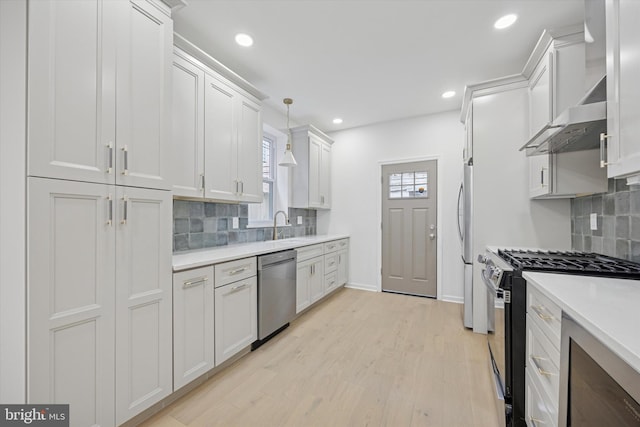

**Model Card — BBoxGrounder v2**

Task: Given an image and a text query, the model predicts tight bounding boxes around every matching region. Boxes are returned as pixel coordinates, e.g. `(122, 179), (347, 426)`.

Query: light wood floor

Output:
(141, 288), (500, 427)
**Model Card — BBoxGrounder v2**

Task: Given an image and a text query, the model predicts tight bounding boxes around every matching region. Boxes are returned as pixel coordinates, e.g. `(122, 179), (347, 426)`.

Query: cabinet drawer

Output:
(323, 240), (341, 253)
(214, 257), (256, 287)
(324, 253), (338, 274)
(296, 244), (324, 262)
(526, 370), (558, 427)
(324, 271), (338, 293)
(527, 313), (560, 406)
(527, 284), (561, 349)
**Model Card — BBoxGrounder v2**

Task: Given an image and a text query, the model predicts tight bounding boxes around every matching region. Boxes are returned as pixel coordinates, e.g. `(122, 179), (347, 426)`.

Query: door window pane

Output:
(388, 171), (428, 199)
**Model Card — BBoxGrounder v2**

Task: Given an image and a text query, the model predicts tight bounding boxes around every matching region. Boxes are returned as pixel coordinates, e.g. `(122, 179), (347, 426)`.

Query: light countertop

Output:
(173, 234), (350, 272)
(523, 271), (640, 373)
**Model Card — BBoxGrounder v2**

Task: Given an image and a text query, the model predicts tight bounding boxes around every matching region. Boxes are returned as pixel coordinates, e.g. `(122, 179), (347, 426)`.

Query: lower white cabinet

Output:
(337, 248), (349, 287)
(214, 276), (257, 365)
(296, 257), (324, 313)
(27, 177), (173, 426)
(173, 266), (215, 391)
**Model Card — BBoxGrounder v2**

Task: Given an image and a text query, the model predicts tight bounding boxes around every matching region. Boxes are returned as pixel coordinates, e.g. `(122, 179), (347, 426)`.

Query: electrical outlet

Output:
(232, 217), (239, 229)
(297, 216), (303, 225)
(590, 213), (597, 231)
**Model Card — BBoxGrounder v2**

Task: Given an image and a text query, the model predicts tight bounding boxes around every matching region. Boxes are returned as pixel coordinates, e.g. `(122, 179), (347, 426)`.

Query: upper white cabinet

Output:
(28, 0), (173, 190)
(171, 47), (264, 203)
(290, 125), (333, 209)
(525, 33), (607, 198)
(605, 0), (640, 182)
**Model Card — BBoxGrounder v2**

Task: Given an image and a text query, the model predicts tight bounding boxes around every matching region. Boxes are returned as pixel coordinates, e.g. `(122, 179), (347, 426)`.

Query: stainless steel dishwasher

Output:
(253, 249), (297, 349)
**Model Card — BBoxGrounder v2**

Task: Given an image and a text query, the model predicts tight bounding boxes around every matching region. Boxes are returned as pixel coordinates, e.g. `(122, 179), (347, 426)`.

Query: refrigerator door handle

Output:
(457, 183), (464, 242)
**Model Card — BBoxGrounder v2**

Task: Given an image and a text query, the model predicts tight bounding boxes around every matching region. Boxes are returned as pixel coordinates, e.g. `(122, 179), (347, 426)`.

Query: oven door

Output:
(481, 265), (507, 427)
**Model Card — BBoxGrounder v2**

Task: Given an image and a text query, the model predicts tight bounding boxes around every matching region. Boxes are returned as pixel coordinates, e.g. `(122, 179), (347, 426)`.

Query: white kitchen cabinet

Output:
(170, 49), (205, 197)
(28, 177), (116, 427)
(115, 185), (173, 424)
(173, 266), (214, 391)
(526, 35), (607, 198)
(337, 248), (349, 287)
(605, 0), (640, 182)
(291, 125), (333, 209)
(296, 257), (324, 313)
(172, 48), (263, 202)
(28, 0), (173, 190)
(214, 276), (257, 365)
(28, 178), (172, 426)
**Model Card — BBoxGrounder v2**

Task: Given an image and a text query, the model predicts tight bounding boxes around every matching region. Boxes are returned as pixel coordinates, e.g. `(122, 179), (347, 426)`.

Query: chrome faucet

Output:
(273, 210), (289, 240)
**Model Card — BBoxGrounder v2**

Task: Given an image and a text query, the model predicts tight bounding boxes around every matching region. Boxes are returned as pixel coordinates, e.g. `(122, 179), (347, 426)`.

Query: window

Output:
(388, 171), (428, 199)
(248, 135), (276, 222)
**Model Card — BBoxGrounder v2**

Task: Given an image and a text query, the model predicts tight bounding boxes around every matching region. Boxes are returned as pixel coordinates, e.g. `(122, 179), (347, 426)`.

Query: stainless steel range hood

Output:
(520, 75), (606, 156)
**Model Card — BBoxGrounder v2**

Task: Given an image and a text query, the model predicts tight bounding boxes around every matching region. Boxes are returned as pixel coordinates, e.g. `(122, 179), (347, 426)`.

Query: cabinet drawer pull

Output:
(229, 267), (247, 275)
(230, 283), (249, 292)
(121, 195), (128, 225)
(107, 194), (113, 226)
(531, 355), (555, 377)
(328, 261), (335, 266)
(531, 305), (553, 321)
(530, 416), (546, 426)
(122, 145), (129, 175)
(600, 133), (613, 168)
(183, 277), (209, 288)
(106, 142), (114, 174)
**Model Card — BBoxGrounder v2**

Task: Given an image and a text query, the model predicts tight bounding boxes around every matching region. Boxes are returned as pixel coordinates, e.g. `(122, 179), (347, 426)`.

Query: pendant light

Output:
(278, 98), (297, 167)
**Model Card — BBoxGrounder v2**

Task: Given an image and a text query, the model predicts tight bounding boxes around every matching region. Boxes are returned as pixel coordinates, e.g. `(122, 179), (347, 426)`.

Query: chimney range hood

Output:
(520, 75), (606, 156)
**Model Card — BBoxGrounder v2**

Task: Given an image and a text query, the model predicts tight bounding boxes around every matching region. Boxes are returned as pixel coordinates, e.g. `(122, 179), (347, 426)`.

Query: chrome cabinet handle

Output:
(200, 174), (205, 191)
(240, 181), (244, 194)
(106, 142), (114, 174)
(229, 267), (247, 275)
(329, 261), (335, 266)
(531, 305), (553, 321)
(107, 194), (113, 226)
(183, 276), (208, 289)
(121, 145), (129, 175)
(121, 195), (128, 225)
(530, 355), (555, 377)
(600, 133), (612, 168)
(230, 283), (249, 293)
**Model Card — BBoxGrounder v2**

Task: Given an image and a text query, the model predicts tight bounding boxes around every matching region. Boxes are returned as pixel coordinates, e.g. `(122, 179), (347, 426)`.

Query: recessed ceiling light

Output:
(333, 118), (343, 124)
(494, 14), (517, 30)
(442, 91), (456, 99)
(235, 33), (254, 47)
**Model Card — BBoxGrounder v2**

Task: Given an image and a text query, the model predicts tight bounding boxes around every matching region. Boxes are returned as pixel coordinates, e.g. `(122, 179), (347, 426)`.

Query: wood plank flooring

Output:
(141, 288), (501, 427)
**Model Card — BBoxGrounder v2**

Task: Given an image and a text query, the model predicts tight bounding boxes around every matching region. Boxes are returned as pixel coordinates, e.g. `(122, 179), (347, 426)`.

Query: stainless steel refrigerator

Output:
(458, 161), (473, 328)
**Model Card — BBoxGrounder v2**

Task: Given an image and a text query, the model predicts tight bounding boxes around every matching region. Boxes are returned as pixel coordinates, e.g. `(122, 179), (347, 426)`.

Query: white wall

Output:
(0, 0), (27, 403)
(318, 111), (465, 302)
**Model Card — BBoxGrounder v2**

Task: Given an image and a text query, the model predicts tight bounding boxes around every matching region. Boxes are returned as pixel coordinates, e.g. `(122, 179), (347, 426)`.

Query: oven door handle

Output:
(481, 268), (498, 297)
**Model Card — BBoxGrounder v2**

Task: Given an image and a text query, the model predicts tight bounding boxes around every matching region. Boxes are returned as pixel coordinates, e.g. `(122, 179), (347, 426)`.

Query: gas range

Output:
(496, 249), (640, 279)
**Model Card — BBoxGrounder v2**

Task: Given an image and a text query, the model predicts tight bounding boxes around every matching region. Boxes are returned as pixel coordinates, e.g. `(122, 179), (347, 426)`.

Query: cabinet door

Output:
(337, 248), (349, 286)
(173, 266), (214, 391)
(171, 53), (205, 198)
(215, 276), (257, 365)
(319, 142), (331, 208)
(296, 260), (312, 313)
(529, 155), (551, 198)
(28, 177), (115, 427)
(606, 0), (640, 178)
(529, 51), (553, 136)
(115, 186), (172, 424)
(27, 0), (116, 184)
(236, 96), (263, 203)
(309, 257), (325, 303)
(204, 74), (238, 201)
(116, 0), (172, 189)
(308, 136), (323, 208)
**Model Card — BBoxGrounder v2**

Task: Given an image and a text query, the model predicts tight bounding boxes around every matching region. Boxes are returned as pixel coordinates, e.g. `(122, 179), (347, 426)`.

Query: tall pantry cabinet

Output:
(26, 0), (175, 425)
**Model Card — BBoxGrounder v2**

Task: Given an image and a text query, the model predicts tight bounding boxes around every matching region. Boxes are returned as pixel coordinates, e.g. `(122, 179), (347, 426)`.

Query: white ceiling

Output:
(173, 0), (585, 132)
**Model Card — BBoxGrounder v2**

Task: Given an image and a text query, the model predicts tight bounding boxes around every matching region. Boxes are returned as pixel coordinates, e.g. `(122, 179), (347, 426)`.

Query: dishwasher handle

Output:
(259, 257), (296, 270)
(258, 250), (297, 269)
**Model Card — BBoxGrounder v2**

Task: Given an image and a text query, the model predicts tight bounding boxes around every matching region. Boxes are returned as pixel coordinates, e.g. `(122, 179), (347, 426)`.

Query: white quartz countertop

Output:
(523, 271), (640, 373)
(173, 234), (350, 271)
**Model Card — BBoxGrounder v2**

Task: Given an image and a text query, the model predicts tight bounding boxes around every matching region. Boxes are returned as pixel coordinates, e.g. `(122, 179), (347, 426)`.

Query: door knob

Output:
(429, 233), (436, 240)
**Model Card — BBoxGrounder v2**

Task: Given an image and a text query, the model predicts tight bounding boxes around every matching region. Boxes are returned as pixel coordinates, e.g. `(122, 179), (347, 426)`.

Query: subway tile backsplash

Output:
(571, 178), (640, 262)
(173, 200), (317, 252)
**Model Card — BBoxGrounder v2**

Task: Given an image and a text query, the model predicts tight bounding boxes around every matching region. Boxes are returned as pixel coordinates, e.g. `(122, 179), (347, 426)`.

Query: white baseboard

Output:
(344, 282), (377, 292)
(441, 295), (464, 304)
